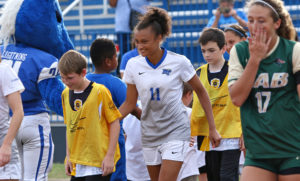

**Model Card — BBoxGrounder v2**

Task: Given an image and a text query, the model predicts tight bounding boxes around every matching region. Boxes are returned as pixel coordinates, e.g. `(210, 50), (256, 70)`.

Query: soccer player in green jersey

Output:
(228, 0), (300, 180)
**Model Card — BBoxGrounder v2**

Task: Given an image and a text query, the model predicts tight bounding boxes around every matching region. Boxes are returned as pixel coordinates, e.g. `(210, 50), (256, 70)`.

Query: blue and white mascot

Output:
(0, 0), (73, 180)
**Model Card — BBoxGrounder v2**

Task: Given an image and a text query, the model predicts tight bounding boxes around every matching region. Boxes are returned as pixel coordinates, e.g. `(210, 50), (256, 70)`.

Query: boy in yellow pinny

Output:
(191, 28), (242, 181)
(59, 50), (121, 181)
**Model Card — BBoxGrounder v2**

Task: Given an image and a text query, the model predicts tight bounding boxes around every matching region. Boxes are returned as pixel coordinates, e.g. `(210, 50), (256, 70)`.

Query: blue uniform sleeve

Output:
(120, 53), (130, 72)
(121, 49), (140, 72)
(237, 10), (248, 29)
(237, 11), (248, 22)
(114, 80), (127, 107)
(206, 16), (216, 28)
(38, 78), (65, 116)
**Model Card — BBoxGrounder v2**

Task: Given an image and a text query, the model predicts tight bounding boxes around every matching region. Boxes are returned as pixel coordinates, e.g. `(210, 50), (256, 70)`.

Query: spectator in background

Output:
(206, 0), (247, 31)
(224, 24), (247, 54)
(109, 0), (150, 77)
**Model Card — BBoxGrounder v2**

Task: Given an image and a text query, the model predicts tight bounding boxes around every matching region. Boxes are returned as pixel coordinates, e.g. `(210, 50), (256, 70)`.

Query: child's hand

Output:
(239, 135), (246, 151)
(0, 144), (11, 167)
(65, 157), (73, 176)
(189, 137), (195, 147)
(102, 155), (114, 176)
(209, 129), (221, 148)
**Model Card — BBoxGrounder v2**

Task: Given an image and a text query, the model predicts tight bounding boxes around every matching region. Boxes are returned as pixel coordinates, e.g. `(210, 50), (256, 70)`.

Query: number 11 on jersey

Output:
(150, 88), (160, 101)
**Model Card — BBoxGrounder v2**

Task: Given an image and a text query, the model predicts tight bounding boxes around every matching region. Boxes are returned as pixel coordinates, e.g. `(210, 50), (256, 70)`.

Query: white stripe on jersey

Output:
(38, 62), (59, 83)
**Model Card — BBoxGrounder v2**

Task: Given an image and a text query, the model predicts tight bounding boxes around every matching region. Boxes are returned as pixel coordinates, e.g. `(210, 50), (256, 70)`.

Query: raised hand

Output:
(249, 26), (272, 64)
(215, 8), (222, 18)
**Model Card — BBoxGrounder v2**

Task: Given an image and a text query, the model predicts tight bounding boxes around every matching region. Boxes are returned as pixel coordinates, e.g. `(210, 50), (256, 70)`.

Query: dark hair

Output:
(90, 38), (116, 67)
(136, 7), (172, 40)
(224, 24), (248, 38)
(183, 82), (193, 97)
(199, 28), (225, 49)
(247, 0), (296, 41)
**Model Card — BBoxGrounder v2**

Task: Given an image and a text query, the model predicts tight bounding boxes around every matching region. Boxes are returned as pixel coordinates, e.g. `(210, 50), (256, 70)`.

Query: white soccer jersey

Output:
(123, 48), (196, 147)
(0, 63), (24, 132)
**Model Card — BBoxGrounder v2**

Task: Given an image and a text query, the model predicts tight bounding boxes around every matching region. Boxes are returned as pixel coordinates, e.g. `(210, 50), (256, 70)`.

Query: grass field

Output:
(49, 163), (69, 179)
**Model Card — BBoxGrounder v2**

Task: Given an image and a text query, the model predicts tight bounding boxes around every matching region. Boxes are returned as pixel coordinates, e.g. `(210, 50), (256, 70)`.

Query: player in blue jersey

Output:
(0, 0), (73, 180)
(87, 38), (141, 181)
(119, 7), (221, 181)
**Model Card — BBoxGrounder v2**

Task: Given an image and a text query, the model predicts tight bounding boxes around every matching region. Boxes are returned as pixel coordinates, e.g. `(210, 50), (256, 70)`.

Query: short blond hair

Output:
(58, 50), (87, 75)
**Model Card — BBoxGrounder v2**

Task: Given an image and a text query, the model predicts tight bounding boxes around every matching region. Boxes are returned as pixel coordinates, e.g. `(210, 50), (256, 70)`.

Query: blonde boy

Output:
(58, 50), (121, 180)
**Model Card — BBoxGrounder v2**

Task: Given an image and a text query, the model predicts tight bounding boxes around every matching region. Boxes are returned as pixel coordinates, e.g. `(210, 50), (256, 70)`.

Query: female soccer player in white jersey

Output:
(119, 7), (221, 181)
(0, 57), (24, 180)
(228, 0), (300, 180)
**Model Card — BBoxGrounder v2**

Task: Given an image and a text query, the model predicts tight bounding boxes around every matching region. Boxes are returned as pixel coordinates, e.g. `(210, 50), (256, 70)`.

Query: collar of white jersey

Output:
(145, 47), (167, 69)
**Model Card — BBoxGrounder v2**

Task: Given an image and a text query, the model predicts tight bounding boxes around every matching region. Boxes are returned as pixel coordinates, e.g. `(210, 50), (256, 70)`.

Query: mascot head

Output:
(0, 0), (74, 58)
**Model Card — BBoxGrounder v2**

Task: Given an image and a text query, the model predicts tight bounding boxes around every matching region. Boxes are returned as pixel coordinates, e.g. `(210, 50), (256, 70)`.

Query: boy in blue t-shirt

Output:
(86, 38), (141, 181)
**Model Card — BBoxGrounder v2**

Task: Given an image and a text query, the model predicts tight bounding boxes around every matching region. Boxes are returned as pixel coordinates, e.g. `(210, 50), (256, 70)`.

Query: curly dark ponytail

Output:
(136, 7), (172, 40)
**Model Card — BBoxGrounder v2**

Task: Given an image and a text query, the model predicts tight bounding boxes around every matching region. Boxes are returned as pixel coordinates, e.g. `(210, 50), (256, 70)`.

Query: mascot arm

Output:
(38, 77), (65, 116)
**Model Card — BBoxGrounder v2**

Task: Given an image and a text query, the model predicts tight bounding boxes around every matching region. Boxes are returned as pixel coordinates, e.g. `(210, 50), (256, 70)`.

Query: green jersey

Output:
(236, 37), (300, 159)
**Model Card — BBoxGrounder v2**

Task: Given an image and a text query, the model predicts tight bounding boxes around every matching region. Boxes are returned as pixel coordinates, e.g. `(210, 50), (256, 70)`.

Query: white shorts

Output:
(142, 140), (189, 166)
(16, 113), (54, 181)
(0, 139), (21, 179)
(177, 143), (199, 181)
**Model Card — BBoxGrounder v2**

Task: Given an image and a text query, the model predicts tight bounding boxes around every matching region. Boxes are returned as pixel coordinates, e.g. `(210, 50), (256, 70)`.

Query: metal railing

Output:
(48, 0), (300, 122)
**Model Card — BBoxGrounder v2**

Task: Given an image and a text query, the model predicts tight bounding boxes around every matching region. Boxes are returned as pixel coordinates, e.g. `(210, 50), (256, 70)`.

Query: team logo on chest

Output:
(210, 78), (221, 88)
(74, 99), (82, 111)
(162, 69), (171, 75)
(274, 58), (286, 66)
